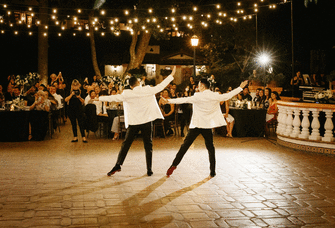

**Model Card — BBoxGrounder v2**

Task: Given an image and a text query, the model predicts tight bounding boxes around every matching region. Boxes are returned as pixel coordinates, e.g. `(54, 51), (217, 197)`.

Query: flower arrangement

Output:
(14, 72), (40, 92)
(314, 90), (332, 103)
(101, 75), (130, 89)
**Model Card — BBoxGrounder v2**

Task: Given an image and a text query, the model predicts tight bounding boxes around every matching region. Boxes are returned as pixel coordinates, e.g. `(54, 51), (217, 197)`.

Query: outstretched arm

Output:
(147, 66), (176, 94)
(167, 96), (195, 104)
(99, 94), (124, 103)
(217, 80), (248, 101)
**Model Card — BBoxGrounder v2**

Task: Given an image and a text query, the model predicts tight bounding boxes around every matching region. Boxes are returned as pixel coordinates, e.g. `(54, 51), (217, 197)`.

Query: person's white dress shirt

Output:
(168, 87), (242, 129)
(52, 93), (63, 109)
(99, 75), (174, 128)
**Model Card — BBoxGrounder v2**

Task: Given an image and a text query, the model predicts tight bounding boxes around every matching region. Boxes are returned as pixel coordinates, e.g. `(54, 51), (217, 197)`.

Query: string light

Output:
(0, 1), (289, 37)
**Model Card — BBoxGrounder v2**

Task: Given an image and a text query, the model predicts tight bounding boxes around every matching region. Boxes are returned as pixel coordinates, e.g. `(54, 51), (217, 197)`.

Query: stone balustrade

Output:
(276, 101), (335, 155)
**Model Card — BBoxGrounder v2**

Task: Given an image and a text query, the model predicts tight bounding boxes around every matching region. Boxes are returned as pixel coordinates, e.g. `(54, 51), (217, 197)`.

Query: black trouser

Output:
(116, 122), (153, 171)
(171, 128), (215, 173)
(68, 109), (86, 138)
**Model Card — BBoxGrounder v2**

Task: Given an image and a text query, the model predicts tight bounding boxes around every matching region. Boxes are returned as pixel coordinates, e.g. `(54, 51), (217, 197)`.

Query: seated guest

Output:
(110, 113), (124, 140)
(218, 89), (235, 138)
(0, 85), (4, 107)
(108, 88), (119, 109)
(238, 87), (252, 101)
(84, 85), (94, 105)
(12, 86), (22, 100)
(23, 86), (36, 106)
(253, 88), (262, 103)
(4, 84), (14, 101)
(263, 88), (273, 109)
(266, 91), (280, 123)
(29, 90), (50, 141)
(159, 89), (175, 136)
(49, 85), (63, 110)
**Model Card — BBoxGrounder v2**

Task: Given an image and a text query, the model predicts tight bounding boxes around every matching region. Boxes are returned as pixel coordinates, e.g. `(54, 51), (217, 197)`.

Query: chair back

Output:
(85, 104), (98, 132)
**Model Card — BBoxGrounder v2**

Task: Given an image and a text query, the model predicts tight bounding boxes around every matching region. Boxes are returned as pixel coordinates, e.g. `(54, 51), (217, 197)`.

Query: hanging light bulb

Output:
(77, 9), (82, 13)
(100, 10), (105, 15)
(53, 9), (57, 13)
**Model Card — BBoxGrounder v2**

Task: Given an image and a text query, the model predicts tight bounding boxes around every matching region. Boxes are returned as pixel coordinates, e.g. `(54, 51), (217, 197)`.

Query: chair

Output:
(153, 119), (165, 138)
(265, 117), (278, 137)
(85, 104), (98, 138)
(170, 106), (181, 136)
(117, 104), (126, 138)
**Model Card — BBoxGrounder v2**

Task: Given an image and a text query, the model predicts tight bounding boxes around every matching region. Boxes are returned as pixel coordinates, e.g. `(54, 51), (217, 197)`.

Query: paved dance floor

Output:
(1, 122), (335, 227)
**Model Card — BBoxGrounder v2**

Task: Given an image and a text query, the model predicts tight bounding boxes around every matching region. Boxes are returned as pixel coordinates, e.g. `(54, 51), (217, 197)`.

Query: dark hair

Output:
(272, 91), (281, 100)
(89, 90), (96, 96)
(199, 78), (210, 89)
(265, 87), (272, 98)
(100, 90), (108, 96)
(129, 76), (138, 87)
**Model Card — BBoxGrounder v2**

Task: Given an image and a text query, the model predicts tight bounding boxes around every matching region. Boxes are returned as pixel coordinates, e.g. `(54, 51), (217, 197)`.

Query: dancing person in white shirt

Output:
(99, 67), (176, 176)
(165, 78), (248, 177)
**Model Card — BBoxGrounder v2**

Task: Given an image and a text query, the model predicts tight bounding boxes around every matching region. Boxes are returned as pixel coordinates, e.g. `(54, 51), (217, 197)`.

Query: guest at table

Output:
(257, 89), (265, 108)
(65, 79), (87, 143)
(11, 86), (22, 100)
(23, 86), (36, 106)
(108, 88), (119, 109)
(29, 90), (50, 141)
(108, 81), (119, 95)
(49, 85), (63, 110)
(0, 85), (4, 107)
(263, 88), (272, 109)
(238, 87), (252, 101)
(159, 89), (175, 136)
(253, 88), (262, 103)
(45, 90), (58, 111)
(266, 91), (280, 123)
(217, 88), (235, 138)
(4, 84), (14, 101)
(189, 76), (196, 92)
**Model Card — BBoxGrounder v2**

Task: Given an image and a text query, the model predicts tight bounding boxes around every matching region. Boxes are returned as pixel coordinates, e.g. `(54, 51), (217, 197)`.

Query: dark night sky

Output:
(0, 0), (334, 87)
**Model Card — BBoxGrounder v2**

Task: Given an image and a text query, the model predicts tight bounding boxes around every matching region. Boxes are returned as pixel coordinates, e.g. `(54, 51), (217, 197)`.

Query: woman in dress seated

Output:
(217, 88), (235, 137)
(263, 88), (272, 109)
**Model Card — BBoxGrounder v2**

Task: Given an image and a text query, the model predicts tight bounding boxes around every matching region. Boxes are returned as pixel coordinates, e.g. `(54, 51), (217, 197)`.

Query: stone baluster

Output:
(277, 105), (287, 135)
(322, 109), (334, 142)
(290, 107), (301, 138)
(298, 108), (310, 139)
(309, 108), (321, 141)
(284, 107), (293, 137)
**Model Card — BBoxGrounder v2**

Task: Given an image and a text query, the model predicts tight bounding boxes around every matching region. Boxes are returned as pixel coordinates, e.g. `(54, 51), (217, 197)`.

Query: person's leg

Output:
(107, 125), (139, 176)
(141, 122), (153, 175)
(76, 111), (86, 141)
(167, 128), (200, 176)
(229, 121), (235, 137)
(68, 112), (78, 140)
(200, 129), (216, 177)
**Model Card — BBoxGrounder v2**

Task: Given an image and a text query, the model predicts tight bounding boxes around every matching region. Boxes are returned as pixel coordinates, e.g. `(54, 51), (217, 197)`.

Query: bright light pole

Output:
(191, 35), (199, 77)
(257, 53), (271, 87)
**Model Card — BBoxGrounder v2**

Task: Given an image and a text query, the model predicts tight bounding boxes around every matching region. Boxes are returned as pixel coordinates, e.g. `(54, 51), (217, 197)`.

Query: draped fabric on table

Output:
(0, 111), (31, 142)
(30, 110), (49, 141)
(230, 109), (267, 137)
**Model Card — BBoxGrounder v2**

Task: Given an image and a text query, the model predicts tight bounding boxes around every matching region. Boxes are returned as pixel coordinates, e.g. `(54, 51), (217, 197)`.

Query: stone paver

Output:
(1, 122), (335, 227)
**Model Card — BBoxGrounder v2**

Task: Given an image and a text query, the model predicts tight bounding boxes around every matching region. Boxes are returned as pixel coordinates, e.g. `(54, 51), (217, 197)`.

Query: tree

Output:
(37, 0), (49, 85)
(88, 10), (102, 77)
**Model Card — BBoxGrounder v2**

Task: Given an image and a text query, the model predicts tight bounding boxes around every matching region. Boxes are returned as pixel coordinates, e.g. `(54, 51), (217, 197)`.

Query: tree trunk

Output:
(37, 0), (48, 85)
(89, 11), (101, 78)
(124, 31), (151, 77)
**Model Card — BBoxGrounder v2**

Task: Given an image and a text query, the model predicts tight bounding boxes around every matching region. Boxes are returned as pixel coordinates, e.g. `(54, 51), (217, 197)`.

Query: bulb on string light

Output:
(4, 4), (7, 8)
(10, 23), (13, 27)
(125, 10), (129, 15)
(216, 4), (221, 9)
(29, 32), (32, 35)
(100, 10), (105, 15)
(160, 28), (164, 32)
(55, 21), (59, 25)
(182, 16), (187, 20)
(78, 26), (82, 31)
(31, 13), (35, 17)
(28, 7), (32, 11)
(61, 26), (65, 30)
(7, 11), (11, 15)
(36, 21), (41, 25)
(53, 9), (57, 13)
(77, 9), (82, 13)
(193, 6), (197, 11)
(134, 18), (138, 23)
(45, 25), (48, 29)
(114, 18), (119, 22)
(189, 16), (193, 20)
(148, 8), (153, 13)
(86, 33), (90, 36)
(237, 2), (241, 6)
(43, 32), (47, 36)
(95, 27), (98, 31)
(27, 24), (31, 28)
(1, 30), (4, 34)
(73, 33), (76, 36)
(14, 31), (18, 35)
(52, 15), (56, 20)
(101, 32), (105, 36)
(58, 33), (62, 36)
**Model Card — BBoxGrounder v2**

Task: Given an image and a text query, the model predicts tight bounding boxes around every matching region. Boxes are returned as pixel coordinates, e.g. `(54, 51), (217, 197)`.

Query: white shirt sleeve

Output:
(216, 87), (242, 101)
(168, 96), (195, 104)
(99, 94), (124, 102)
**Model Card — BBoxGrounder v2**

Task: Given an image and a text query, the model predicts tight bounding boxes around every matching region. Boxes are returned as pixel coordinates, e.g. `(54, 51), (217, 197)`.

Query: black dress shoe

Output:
(210, 171), (216, 177)
(166, 166), (176, 177)
(71, 139), (78, 142)
(82, 140), (88, 143)
(107, 164), (121, 176)
(147, 170), (153, 176)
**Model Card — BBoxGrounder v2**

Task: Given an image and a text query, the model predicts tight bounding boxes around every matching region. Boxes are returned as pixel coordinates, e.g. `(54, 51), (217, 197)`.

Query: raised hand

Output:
(239, 80), (248, 89)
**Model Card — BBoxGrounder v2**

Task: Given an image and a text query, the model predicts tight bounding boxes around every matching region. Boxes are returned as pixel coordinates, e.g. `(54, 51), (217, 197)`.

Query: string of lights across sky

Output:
(0, 0), (289, 37)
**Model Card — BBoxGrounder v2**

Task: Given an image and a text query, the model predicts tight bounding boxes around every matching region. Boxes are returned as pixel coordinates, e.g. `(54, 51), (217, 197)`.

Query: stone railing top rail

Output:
(277, 101), (335, 110)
